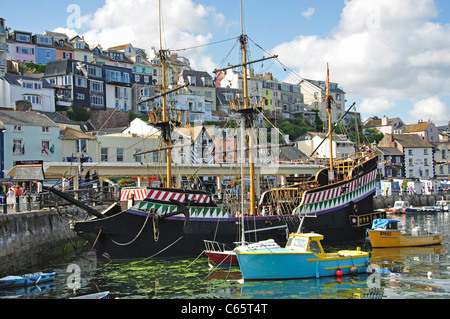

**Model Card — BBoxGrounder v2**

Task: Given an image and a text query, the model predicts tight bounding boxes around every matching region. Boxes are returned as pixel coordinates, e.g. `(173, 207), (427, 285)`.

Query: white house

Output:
(295, 132), (356, 160)
(379, 133), (435, 179)
(0, 74), (55, 112)
(0, 110), (60, 174)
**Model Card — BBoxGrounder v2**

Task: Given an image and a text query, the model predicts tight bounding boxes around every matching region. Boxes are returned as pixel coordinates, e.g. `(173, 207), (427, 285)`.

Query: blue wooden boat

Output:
(235, 233), (370, 281)
(0, 272), (55, 288)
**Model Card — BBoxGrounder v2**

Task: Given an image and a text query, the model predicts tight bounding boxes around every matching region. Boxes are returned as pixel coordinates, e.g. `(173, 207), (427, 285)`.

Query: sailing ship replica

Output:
(60, 1), (383, 260)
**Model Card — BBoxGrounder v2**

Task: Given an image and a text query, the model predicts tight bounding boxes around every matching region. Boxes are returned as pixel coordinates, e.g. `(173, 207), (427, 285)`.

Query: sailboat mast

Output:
(159, 0), (172, 187)
(240, 0), (256, 216)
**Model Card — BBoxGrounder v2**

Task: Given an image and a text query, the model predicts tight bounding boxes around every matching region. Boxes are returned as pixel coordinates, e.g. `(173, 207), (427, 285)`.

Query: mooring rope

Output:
(130, 236), (184, 265)
(111, 211), (152, 246)
(80, 228), (102, 267)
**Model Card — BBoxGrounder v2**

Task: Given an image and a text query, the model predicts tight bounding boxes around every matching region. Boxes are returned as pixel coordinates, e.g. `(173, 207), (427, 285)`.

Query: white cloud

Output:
(360, 97), (395, 114)
(301, 8), (315, 20)
(272, 0), (450, 121)
(62, 0), (222, 70)
(410, 97), (449, 123)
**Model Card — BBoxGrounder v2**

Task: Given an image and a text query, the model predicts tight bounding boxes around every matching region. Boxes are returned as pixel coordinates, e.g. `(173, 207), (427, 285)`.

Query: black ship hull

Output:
(71, 153), (382, 260)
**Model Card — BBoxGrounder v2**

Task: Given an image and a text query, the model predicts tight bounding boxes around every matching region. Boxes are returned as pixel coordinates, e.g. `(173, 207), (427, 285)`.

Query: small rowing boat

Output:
(0, 272), (55, 288)
(71, 291), (110, 299)
(368, 219), (443, 248)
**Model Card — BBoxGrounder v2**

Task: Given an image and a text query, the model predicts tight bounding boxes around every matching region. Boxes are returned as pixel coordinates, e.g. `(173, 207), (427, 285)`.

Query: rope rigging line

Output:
(171, 36), (239, 52)
(111, 210), (153, 246)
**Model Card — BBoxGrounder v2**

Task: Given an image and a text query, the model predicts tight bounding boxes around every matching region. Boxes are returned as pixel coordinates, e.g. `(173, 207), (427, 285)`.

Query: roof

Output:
(279, 146), (308, 160)
(375, 146), (403, 156)
(393, 134), (434, 148)
(60, 126), (96, 140)
(40, 112), (79, 125)
(402, 122), (433, 133)
(0, 110), (58, 127)
(108, 43), (132, 51)
(2, 73), (54, 89)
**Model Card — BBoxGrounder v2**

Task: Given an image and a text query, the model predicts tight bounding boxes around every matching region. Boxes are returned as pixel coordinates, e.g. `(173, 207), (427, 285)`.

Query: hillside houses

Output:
(0, 16), (449, 184)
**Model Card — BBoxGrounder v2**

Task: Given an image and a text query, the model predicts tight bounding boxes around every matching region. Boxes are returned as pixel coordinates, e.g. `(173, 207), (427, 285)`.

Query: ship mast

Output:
(213, 1), (276, 215)
(159, 0), (172, 187)
(326, 63), (334, 182)
(239, 2), (257, 216)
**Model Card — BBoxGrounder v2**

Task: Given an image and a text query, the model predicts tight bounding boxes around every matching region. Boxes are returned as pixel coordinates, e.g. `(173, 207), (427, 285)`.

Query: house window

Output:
(122, 73), (130, 84)
(424, 149), (428, 155)
(76, 139), (88, 153)
(117, 148), (124, 162)
(135, 149), (142, 162)
(23, 95), (41, 104)
(408, 149), (413, 155)
(16, 34), (31, 42)
(63, 76), (72, 86)
(63, 52), (72, 59)
(16, 46), (34, 54)
(90, 80), (103, 92)
(42, 126), (49, 133)
(90, 95), (104, 107)
(101, 147), (108, 162)
(76, 93), (85, 100)
(75, 77), (87, 87)
(13, 139), (23, 155)
(88, 65), (102, 77)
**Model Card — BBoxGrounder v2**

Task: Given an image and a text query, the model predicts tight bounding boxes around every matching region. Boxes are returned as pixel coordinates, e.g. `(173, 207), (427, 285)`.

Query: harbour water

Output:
(1, 211), (449, 300)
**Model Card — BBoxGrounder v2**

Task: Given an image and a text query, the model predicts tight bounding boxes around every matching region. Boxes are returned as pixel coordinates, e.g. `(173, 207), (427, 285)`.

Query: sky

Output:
(2, 0), (450, 126)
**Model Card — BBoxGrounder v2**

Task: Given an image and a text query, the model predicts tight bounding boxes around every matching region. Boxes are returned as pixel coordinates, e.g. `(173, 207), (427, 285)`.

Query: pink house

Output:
(9, 30), (36, 63)
(214, 136), (237, 163)
(399, 121), (440, 143)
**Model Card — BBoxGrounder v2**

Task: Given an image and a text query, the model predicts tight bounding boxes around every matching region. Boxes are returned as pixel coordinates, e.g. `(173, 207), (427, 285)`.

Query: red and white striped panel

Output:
(145, 189), (211, 204)
(302, 170), (376, 205)
(120, 188), (149, 201)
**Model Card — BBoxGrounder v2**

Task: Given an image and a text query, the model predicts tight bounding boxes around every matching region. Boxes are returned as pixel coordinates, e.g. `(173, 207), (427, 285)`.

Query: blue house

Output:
(33, 34), (56, 65)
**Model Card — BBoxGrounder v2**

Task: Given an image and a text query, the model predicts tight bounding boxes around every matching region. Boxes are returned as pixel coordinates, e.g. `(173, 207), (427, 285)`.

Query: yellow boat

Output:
(368, 219), (443, 248)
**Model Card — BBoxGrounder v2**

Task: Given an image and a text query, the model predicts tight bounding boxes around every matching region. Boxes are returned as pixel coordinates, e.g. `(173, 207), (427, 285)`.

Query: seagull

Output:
(427, 271), (434, 279)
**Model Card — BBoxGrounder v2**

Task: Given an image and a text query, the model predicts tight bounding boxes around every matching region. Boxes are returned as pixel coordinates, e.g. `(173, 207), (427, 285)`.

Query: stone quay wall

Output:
(0, 207), (90, 274)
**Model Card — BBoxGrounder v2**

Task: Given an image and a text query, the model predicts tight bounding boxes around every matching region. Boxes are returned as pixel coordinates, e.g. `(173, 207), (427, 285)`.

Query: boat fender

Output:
(349, 266), (358, 275)
(335, 269), (343, 277)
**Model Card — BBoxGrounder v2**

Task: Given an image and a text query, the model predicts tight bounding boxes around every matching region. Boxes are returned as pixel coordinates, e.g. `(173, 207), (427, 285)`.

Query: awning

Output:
(7, 164), (45, 181)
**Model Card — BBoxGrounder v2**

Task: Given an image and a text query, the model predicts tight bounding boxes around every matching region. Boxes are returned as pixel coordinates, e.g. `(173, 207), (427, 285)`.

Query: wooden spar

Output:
(212, 55), (278, 74)
(133, 143), (192, 157)
(138, 82), (189, 104)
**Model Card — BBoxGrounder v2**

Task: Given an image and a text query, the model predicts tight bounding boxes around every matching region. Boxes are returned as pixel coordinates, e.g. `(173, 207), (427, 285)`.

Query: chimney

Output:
(382, 115), (388, 126)
(389, 133), (395, 147)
